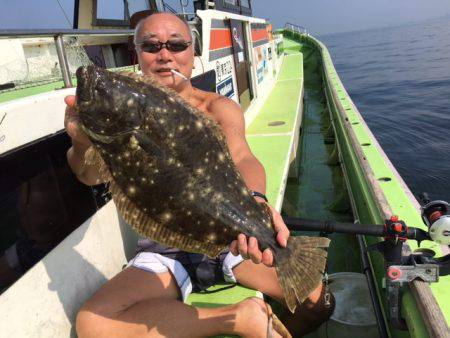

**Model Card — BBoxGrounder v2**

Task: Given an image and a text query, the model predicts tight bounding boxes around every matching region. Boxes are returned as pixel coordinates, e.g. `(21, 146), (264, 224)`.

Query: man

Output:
(66, 12), (334, 338)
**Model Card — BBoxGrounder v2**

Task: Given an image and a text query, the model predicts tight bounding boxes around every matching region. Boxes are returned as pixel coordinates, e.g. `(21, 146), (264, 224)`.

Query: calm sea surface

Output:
(319, 17), (450, 203)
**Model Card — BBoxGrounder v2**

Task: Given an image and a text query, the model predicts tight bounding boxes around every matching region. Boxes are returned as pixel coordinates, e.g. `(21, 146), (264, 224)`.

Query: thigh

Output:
(232, 260), (283, 303)
(82, 267), (180, 318)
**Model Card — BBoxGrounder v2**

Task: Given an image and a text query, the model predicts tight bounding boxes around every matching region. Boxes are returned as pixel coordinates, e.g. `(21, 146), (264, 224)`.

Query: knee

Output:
(281, 284), (335, 337)
(309, 289), (335, 323)
(75, 299), (116, 338)
(76, 306), (100, 338)
(302, 284), (335, 323)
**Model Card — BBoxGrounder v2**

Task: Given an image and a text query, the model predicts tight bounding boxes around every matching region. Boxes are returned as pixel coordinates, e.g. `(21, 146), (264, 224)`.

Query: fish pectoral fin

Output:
(109, 180), (224, 257)
(133, 131), (166, 157)
(85, 146), (112, 182)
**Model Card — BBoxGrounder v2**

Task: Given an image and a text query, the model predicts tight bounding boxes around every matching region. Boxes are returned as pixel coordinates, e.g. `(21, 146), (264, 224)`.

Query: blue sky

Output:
(1, 0), (450, 35)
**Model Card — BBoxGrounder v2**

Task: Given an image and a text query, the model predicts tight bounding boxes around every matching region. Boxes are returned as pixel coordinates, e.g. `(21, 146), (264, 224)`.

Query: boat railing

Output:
(284, 22), (308, 36)
(0, 16), (198, 91)
(0, 29), (134, 89)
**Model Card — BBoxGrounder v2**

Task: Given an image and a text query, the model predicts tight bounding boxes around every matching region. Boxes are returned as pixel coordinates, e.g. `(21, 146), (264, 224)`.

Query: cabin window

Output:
(0, 133), (109, 294)
(93, 0), (129, 26)
(128, 0), (152, 17)
(240, 0), (251, 8)
(220, 0), (252, 15)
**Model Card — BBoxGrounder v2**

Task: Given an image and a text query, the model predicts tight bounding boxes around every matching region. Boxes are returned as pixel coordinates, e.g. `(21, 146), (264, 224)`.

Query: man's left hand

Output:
(229, 204), (290, 267)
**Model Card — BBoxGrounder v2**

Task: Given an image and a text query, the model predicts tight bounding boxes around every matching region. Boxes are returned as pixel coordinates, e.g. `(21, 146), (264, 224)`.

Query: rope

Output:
(55, 0), (72, 27)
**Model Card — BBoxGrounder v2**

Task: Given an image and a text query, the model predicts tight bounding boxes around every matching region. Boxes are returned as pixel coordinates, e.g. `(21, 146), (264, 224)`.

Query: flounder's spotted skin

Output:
(76, 66), (274, 256)
(76, 66), (330, 313)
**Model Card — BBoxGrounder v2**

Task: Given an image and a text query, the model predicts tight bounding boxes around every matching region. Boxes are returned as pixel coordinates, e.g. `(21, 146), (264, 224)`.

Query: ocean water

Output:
(319, 17), (450, 204)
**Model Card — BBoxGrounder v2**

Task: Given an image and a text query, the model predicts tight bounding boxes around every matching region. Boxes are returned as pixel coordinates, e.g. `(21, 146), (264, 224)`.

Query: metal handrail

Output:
(284, 22), (307, 35)
(0, 29), (134, 39)
(0, 29), (135, 88)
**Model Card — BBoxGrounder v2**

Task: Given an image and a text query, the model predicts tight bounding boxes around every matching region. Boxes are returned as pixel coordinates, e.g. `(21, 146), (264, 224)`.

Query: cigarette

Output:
(170, 69), (188, 80)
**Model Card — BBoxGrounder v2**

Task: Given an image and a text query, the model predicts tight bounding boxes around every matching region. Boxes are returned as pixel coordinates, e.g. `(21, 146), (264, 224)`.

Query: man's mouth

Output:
(156, 68), (177, 75)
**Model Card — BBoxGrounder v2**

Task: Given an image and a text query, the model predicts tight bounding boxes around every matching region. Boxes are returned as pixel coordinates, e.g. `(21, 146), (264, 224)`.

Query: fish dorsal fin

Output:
(109, 179), (225, 258)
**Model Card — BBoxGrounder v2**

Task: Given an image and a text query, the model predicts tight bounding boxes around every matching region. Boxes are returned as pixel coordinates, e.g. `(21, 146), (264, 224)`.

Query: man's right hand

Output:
(64, 95), (91, 147)
(64, 95), (103, 186)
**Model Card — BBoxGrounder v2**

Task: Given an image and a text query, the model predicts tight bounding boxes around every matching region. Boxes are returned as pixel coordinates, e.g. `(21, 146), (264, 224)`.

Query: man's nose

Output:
(157, 47), (173, 62)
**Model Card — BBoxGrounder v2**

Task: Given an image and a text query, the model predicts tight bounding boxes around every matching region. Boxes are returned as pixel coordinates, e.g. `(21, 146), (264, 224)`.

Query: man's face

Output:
(136, 14), (194, 90)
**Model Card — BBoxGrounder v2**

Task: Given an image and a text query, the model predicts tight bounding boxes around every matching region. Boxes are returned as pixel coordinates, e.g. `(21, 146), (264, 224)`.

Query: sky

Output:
(252, 0), (450, 35)
(1, 0), (450, 36)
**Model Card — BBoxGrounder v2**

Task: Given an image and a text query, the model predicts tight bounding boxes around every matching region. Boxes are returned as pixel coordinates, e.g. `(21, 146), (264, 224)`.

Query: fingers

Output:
(64, 95), (78, 135)
(228, 205), (288, 268)
(262, 248), (274, 266)
(230, 240), (239, 256)
(231, 234), (274, 267)
(237, 234), (248, 259)
(247, 237), (262, 264)
(64, 95), (91, 146)
(270, 206), (290, 248)
(65, 95), (76, 107)
(235, 234), (262, 263)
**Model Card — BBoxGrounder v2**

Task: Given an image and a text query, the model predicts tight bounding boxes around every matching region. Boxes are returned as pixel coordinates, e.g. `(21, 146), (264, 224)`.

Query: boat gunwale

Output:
(281, 30), (449, 337)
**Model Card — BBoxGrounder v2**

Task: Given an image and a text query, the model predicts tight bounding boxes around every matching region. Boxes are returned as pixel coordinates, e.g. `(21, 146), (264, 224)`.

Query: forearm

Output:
(235, 155), (267, 199)
(67, 142), (103, 186)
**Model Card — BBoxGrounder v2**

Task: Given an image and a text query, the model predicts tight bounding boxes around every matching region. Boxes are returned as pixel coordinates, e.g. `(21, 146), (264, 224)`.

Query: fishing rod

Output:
(283, 198), (450, 332)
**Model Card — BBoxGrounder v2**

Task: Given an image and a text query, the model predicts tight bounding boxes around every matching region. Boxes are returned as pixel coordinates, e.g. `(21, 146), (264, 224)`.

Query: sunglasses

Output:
(136, 40), (192, 53)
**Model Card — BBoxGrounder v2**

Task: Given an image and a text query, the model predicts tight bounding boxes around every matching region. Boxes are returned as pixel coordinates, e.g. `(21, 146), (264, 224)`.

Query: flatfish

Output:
(75, 65), (330, 312)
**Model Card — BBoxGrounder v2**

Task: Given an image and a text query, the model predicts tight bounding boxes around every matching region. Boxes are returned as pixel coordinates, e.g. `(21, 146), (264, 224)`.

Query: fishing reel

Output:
(381, 197), (450, 331)
(283, 197), (450, 333)
(421, 199), (450, 245)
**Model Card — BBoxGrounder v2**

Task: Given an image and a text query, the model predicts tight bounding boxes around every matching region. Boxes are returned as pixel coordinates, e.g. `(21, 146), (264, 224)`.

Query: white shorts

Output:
(127, 251), (244, 302)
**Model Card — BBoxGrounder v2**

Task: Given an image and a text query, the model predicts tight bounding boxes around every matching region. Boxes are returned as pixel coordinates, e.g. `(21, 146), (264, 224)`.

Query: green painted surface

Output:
(247, 54), (303, 135)
(282, 30), (450, 337)
(246, 80), (301, 135)
(187, 284), (259, 308)
(0, 66), (135, 104)
(282, 38), (302, 54)
(247, 135), (292, 205)
(278, 54), (303, 80)
(0, 80), (68, 103)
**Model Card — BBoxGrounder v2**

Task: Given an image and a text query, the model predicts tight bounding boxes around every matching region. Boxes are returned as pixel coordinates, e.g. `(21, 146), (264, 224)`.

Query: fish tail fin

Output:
(274, 236), (330, 313)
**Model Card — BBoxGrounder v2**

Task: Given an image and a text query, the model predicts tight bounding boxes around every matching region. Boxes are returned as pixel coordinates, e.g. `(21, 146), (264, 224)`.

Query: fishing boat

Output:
(0, 1), (449, 337)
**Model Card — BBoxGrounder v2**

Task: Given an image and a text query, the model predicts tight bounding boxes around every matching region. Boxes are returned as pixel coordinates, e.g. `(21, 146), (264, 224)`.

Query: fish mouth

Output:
(80, 123), (115, 144)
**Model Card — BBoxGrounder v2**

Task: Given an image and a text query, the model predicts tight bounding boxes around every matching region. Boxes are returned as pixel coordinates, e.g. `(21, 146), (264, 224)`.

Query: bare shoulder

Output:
(208, 93), (241, 112)
(207, 93), (243, 124)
